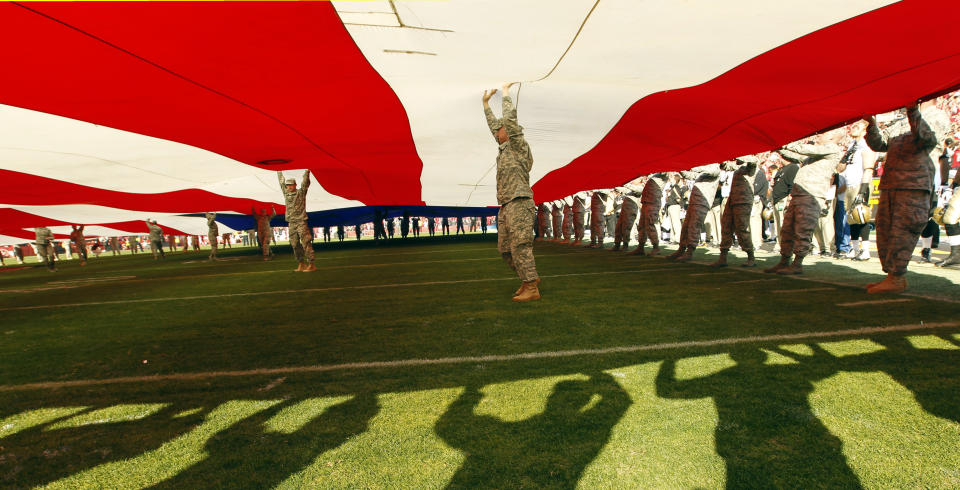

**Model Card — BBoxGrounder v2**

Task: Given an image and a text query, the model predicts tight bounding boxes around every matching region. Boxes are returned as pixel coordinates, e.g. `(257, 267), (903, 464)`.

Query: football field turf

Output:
(2, 235), (960, 488)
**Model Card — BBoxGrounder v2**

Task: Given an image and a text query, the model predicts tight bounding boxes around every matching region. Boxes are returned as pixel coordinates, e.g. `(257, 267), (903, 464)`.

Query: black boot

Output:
(937, 246), (960, 267)
(920, 248), (932, 263)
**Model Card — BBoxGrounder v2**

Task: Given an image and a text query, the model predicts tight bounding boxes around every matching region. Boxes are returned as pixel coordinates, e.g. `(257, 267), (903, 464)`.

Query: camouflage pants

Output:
(208, 232), (218, 259)
(72, 240), (87, 261)
(150, 239), (164, 259)
(537, 210), (550, 239)
(637, 204), (660, 248)
(615, 208), (637, 247)
(257, 226), (272, 257)
(590, 208), (605, 244)
(37, 242), (55, 269)
(719, 202), (753, 252)
(876, 189), (929, 276)
(779, 193), (820, 258)
(498, 198), (538, 282)
(573, 209), (586, 241)
(679, 189), (711, 248)
(563, 206), (573, 240)
(552, 210), (562, 239)
(288, 220), (315, 263)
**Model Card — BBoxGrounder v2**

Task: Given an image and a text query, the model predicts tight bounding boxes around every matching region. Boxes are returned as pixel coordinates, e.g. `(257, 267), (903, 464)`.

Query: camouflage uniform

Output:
(719, 159), (758, 252)
(206, 212), (219, 260)
(70, 225), (87, 262)
(486, 94), (538, 282)
(278, 170), (315, 264)
(551, 201), (563, 240)
(867, 106), (950, 276)
(678, 164), (721, 249)
(615, 187), (640, 249)
(776, 143), (842, 259)
(147, 220), (165, 259)
(537, 203), (552, 239)
(573, 192), (588, 242)
(589, 191), (607, 245)
(562, 198), (574, 241)
(34, 227), (56, 270)
(638, 174), (665, 250)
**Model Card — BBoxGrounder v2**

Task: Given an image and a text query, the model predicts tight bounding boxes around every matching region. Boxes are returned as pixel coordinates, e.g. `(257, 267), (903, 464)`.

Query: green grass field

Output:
(2, 235), (959, 489)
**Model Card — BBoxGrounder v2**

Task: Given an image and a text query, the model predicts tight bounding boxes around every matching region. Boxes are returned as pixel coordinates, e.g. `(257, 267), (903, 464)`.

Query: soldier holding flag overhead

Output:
(277, 170), (316, 272)
(483, 82), (540, 302)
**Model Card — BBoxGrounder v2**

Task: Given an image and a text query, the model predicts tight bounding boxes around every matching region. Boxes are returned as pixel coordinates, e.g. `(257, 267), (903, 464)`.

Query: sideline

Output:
(0, 267), (677, 312)
(2, 320), (957, 392)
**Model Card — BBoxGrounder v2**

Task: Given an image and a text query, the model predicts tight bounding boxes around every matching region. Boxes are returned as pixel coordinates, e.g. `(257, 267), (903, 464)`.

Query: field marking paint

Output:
(728, 278), (778, 285)
(48, 276), (136, 285)
(0, 268), (675, 312)
(837, 298), (914, 307)
(2, 320), (957, 392)
(771, 287), (836, 294)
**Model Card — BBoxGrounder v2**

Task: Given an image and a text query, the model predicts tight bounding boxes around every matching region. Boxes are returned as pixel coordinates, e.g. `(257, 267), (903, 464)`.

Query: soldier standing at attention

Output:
(337, 224), (345, 242)
(401, 211), (411, 238)
(614, 184), (641, 251)
(632, 173), (666, 256)
(70, 225), (87, 266)
(412, 217), (421, 237)
(572, 191), (588, 245)
(561, 196), (574, 242)
(712, 156), (761, 267)
(551, 201), (563, 242)
(536, 203), (551, 241)
(34, 226), (56, 271)
(483, 82), (540, 302)
(206, 212), (219, 261)
(441, 217), (449, 236)
(668, 163), (721, 262)
(865, 101), (950, 293)
(456, 215), (466, 235)
(253, 206), (277, 260)
(765, 132), (843, 275)
(322, 226), (332, 243)
(278, 170), (316, 272)
(355, 224), (362, 241)
(147, 219), (165, 260)
(587, 190), (607, 248)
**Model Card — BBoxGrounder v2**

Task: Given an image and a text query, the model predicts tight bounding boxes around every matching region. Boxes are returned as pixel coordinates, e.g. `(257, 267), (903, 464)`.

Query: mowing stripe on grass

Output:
(728, 278), (778, 285)
(0, 268), (677, 311)
(837, 298), (914, 307)
(2, 321), (957, 392)
(771, 287), (836, 294)
(688, 272), (738, 277)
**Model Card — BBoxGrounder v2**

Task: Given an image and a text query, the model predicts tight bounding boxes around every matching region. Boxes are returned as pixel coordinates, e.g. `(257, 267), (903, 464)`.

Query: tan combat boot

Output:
(302, 262), (317, 272)
(514, 277), (541, 296)
(867, 274), (906, 294)
(675, 246), (695, 262)
(764, 255), (790, 274)
(666, 247), (685, 260)
(741, 250), (756, 268)
(627, 245), (645, 256)
(294, 262), (304, 272)
(777, 254), (805, 275)
(513, 280), (541, 302)
(710, 249), (729, 268)
(648, 246), (660, 257)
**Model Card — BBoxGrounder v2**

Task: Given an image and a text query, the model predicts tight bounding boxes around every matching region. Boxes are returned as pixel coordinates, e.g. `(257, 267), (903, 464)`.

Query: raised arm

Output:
(501, 82), (521, 137)
(277, 170), (286, 190)
(907, 105), (941, 150)
(482, 89), (501, 137)
(301, 169), (311, 190)
(864, 116), (888, 152)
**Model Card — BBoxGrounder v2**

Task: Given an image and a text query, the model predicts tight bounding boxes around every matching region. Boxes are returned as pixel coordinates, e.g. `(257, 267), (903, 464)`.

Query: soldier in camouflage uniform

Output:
(712, 156), (760, 267)
(278, 170), (316, 272)
(253, 205), (276, 260)
(631, 173), (666, 256)
(484, 83), (540, 301)
(614, 184), (640, 251)
(146, 219), (165, 260)
(537, 202), (552, 241)
(34, 226), (56, 271)
(765, 133), (843, 275)
(668, 163), (721, 262)
(588, 190), (608, 248)
(70, 225), (87, 266)
(205, 212), (219, 261)
(562, 197), (574, 242)
(551, 201), (563, 242)
(572, 191), (588, 245)
(865, 102), (950, 293)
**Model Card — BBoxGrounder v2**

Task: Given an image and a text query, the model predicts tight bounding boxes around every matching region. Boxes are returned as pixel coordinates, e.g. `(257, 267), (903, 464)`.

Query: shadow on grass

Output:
(3, 328), (960, 488)
(435, 372), (630, 489)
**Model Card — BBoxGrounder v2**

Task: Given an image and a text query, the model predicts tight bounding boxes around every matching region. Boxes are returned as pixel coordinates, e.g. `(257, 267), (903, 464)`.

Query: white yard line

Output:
(837, 298), (914, 307)
(0, 268), (675, 312)
(2, 320), (956, 392)
(771, 287), (836, 294)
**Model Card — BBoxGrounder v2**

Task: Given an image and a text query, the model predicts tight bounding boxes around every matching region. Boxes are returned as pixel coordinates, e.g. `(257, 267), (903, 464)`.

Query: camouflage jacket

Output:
(485, 95), (534, 205)
(146, 222), (163, 241)
(641, 175), (665, 204)
(35, 227), (53, 245)
(205, 212), (219, 235)
(684, 163), (721, 202)
(867, 106), (950, 191)
(278, 170), (311, 222)
(727, 163), (758, 206)
(780, 142), (841, 200)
